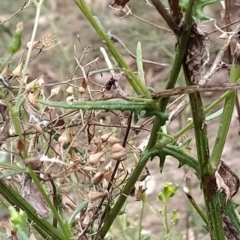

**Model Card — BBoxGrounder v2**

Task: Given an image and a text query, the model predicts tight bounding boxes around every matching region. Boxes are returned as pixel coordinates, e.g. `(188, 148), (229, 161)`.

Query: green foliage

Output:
(180, 0), (219, 21)
(7, 22), (23, 55)
(40, 99), (169, 124)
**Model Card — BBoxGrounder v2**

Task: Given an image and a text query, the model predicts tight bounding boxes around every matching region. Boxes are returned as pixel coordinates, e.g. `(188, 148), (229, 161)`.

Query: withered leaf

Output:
(82, 78), (88, 90)
(215, 161), (240, 203)
(87, 124), (95, 144)
(223, 215), (240, 240)
(168, 0), (183, 26)
(21, 174), (49, 218)
(17, 139), (26, 152)
(112, 0), (130, 8)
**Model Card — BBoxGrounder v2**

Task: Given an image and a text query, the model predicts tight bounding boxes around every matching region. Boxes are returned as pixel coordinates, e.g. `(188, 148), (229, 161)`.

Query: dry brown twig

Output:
(107, 32), (168, 67)
(0, 1), (32, 25)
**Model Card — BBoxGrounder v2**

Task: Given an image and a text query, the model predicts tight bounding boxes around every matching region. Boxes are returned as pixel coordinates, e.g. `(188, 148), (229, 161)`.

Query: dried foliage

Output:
(1, 0), (240, 240)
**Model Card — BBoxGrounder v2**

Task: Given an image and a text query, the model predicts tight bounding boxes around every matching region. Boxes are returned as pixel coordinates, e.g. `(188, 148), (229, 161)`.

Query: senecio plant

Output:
(0, 0), (240, 239)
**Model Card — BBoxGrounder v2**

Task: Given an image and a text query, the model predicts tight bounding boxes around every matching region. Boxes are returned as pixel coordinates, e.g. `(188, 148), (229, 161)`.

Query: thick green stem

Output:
(146, 0), (195, 149)
(209, 43), (240, 173)
(99, 1), (195, 237)
(183, 45), (224, 240)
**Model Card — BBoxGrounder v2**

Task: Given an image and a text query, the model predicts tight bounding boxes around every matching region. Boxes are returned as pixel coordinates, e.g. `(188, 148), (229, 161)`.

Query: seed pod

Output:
(101, 133), (121, 145)
(1, 63), (9, 77)
(33, 123), (43, 133)
(135, 185), (145, 201)
(112, 149), (127, 161)
(112, 143), (125, 153)
(88, 191), (107, 201)
(12, 62), (23, 77)
(100, 133), (112, 142)
(51, 86), (60, 96)
(82, 210), (93, 226)
(103, 168), (112, 182)
(58, 129), (69, 144)
(79, 86), (86, 94)
(87, 150), (105, 166)
(27, 40), (41, 49)
(66, 86), (74, 94)
(91, 172), (104, 185)
(28, 91), (41, 105)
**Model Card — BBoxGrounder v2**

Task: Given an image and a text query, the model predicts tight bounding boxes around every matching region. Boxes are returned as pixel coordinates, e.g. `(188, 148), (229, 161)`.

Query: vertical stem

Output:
(209, 42), (240, 173)
(146, 0), (195, 149)
(15, 0), (45, 109)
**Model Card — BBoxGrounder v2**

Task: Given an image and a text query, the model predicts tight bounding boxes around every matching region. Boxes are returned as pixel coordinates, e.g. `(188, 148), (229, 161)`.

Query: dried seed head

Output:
(135, 185), (146, 201)
(26, 76), (44, 92)
(12, 62), (23, 77)
(87, 150), (105, 166)
(103, 168), (112, 182)
(28, 91), (40, 105)
(66, 86), (74, 94)
(100, 133), (112, 142)
(79, 86), (86, 94)
(112, 149), (127, 161)
(82, 210), (93, 226)
(1, 63), (9, 77)
(100, 133), (122, 145)
(138, 167), (150, 181)
(58, 129), (69, 145)
(91, 171), (104, 185)
(33, 123), (43, 133)
(112, 143), (125, 153)
(88, 191), (107, 202)
(27, 40), (41, 49)
(50, 86), (60, 96)
(42, 35), (56, 48)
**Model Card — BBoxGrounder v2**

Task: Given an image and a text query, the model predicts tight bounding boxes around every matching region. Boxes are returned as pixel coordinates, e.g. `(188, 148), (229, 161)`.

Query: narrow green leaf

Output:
(136, 41), (145, 84)
(0, 180), (65, 239)
(18, 230), (30, 240)
(205, 108), (223, 122)
(180, 0), (218, 21)
(93, 16), (106, 33)
(40, 100), (168, 124)
(28, 169), (71, 239)
(68, 200), (88, 226)
(0, 170), (26, 179)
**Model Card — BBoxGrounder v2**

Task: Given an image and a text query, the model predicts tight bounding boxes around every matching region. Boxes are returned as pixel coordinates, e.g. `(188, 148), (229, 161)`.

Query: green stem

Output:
(174, 80), (240, 139)
(138, 195), (145, 240)
(74, 0), (151, 98)
(0, 89), (28, 158)
(209, 47), (240, 173)
(0, 180), (65, 239)
(0, 53), (12, 71)
(100, 138), (172, 238)
(99, 1), (196, 237)
(146, 0), (195, 149)
(184, 190), (208, 226)
(28, 169), (71, 239)
(15, 0), (44, 111)
(164, 201), (169, 234)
